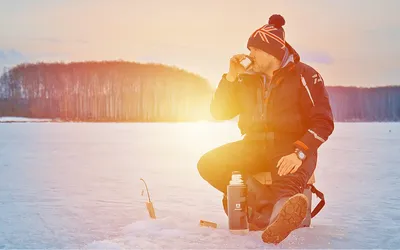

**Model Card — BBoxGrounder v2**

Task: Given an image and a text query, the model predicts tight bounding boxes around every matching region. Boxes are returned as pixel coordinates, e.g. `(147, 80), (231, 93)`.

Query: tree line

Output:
(327, 86), (400, 122)
(0, 61), (399, 122)
(0, 61), (213, 122)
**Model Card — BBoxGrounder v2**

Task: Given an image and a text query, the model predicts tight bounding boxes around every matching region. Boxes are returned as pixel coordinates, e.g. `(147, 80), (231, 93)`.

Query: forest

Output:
(0, 61), (213, 122)
(327, 86), (400, 122)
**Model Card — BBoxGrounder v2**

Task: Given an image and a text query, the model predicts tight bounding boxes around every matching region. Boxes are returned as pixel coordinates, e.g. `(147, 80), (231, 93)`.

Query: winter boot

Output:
(261, 193), (308, 244)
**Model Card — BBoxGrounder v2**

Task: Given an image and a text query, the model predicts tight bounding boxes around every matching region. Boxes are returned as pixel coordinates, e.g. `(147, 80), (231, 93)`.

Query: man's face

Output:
(248, 46), (279, 74)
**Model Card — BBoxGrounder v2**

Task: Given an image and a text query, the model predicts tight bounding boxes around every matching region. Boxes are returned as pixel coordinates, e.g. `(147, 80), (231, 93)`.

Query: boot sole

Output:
(261, 193), (308, 244)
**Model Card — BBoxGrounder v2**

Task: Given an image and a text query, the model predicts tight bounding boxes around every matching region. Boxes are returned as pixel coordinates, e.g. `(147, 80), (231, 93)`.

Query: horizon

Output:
(5, 59), (400, 90)
(1, 0), (399, 88)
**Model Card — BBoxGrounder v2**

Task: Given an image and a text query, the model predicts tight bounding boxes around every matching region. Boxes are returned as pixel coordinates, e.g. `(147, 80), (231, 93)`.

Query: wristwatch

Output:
(294, 148), (306, 161)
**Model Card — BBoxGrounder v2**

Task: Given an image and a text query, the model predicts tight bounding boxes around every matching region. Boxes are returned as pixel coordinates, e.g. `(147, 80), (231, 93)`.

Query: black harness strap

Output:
(309, 184), (325, 218)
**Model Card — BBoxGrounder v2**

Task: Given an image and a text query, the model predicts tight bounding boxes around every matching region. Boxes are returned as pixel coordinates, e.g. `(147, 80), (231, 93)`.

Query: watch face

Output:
(298, 151), (305, 160)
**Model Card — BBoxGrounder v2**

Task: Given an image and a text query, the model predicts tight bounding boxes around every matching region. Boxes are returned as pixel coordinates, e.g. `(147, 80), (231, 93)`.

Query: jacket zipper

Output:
(254, 74), (276, 131)
(262, 76), (274, 125)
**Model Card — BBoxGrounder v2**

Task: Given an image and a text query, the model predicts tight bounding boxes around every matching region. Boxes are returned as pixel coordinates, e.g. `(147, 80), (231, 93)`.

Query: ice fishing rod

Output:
(140, 177), (152, 203)
(140, 177), (156, 219)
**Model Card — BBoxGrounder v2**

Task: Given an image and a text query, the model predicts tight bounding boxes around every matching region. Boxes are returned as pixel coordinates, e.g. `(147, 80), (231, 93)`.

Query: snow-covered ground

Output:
(0, 116), (52, 122)
(0, 121), (399, 249)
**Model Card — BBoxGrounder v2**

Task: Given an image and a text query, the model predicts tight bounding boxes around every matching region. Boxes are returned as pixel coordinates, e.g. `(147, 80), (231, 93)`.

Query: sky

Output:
(0, 0), (399, 88)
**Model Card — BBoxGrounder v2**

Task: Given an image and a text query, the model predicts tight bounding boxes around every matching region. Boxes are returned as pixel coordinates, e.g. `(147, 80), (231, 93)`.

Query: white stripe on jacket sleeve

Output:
(301, 75), (315, 107)
(308, 129), (326, 143)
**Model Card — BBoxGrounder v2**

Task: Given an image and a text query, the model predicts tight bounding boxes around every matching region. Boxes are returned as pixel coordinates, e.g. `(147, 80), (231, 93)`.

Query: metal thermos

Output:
(227, 171), (249, 235)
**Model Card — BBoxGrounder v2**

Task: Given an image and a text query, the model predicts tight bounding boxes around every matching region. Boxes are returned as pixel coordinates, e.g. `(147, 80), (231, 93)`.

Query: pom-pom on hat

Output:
(247, 14), (287, 61)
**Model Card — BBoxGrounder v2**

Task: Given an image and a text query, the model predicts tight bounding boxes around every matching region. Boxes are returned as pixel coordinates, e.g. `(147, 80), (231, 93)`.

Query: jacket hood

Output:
(285, 42), (300, 63)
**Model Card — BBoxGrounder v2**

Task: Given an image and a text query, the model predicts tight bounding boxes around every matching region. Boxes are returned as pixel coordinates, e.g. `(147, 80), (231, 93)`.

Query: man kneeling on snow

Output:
(197, 14), (334, 244)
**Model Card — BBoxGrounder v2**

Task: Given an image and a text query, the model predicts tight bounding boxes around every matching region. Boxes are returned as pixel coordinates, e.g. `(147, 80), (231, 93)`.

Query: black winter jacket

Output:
(210, 48), (334, 155)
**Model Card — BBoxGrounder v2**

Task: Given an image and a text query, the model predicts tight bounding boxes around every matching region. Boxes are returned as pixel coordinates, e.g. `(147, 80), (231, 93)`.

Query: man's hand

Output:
(226, 54), (249, 82)
(276, 153), (302, 176)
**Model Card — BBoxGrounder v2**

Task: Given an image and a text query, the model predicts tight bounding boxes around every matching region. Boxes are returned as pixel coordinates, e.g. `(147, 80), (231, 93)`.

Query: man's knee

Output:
(272, 152), (318, 197)
(197, 141), (240, 180)
(197, 151), (214, 181)
(290, 152), (318, 188)
(197, 149), (229, 194)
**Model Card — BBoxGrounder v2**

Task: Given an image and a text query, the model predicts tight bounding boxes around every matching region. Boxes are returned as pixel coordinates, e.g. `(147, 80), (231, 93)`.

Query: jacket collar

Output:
(273, 42), (300, 78)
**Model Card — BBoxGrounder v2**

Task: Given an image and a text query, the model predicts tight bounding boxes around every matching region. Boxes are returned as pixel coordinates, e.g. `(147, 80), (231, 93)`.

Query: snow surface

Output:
(0, 121), (399, 249)
(0, 116), (52, 122)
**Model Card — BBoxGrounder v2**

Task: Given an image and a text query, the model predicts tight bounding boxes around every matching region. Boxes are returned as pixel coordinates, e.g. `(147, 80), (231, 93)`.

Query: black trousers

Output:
(197, 138), (317, 206)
